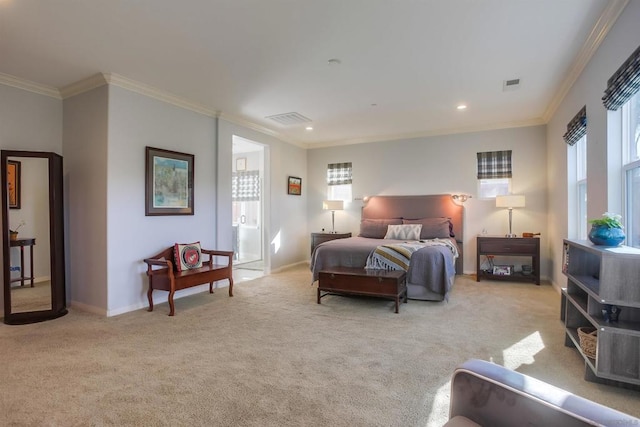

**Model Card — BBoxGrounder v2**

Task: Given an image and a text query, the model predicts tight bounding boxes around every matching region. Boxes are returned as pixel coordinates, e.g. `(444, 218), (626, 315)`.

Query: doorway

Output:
(232, 136), (265, 282)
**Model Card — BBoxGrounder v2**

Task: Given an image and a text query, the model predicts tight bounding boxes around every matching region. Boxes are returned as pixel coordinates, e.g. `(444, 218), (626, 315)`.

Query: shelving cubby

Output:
(561, 239), (640, 389)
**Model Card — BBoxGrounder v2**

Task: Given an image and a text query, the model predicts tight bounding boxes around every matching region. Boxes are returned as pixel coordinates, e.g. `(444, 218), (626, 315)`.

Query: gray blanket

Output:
(310, 236), (457, 301)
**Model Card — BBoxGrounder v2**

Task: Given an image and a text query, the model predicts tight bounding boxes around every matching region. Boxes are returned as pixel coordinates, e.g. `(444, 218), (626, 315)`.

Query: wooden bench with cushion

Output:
(144, 245), (233, 316)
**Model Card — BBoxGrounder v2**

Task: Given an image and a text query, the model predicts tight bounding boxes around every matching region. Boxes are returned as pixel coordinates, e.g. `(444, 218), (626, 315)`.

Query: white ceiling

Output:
(0, 0), (627, 148)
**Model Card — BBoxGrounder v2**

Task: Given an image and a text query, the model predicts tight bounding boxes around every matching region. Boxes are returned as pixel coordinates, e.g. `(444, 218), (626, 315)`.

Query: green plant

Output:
(589, 212), (623, 229)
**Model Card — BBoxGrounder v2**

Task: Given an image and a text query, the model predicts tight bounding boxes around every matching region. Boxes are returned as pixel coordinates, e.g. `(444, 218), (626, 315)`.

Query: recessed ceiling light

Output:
(305, 126), (313, 131)
(457, 104), (467, 110)
(327, 58), (341, 66)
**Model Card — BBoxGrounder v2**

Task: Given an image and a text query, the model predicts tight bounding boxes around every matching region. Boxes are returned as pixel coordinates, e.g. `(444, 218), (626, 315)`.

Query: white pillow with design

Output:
(384, 224), (422, 240)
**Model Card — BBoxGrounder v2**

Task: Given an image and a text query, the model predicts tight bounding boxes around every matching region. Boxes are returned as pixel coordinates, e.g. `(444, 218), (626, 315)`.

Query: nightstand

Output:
(476, 236), (540, 285)
(311, 232), (352, 255)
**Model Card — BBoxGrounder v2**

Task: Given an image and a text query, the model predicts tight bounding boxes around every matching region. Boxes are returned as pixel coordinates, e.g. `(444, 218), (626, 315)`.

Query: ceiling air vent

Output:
(265, 112), (312, 126)
(503, 78), (521, 91)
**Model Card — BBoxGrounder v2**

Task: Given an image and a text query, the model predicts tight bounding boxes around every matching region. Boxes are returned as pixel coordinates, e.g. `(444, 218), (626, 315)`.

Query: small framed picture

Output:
(493, 265), (513, 276)
(236, 157), (247, 171)
(7, 160), (21, 209)
(287, 176), (301, 195)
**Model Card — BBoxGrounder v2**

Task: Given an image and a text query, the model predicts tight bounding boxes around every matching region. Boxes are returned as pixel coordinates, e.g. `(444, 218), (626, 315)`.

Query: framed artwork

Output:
(7, 160), (21, 209)
(236, 157), (247, 171)
(287, 176), (301, 195)
(493, 265), (513, 276)
(145, 147), (194, 216)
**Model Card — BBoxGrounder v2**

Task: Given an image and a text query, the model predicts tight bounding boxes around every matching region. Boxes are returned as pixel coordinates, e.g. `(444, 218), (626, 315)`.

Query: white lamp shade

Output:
(323, 200), (344, 210)
(496, 195), (525, 208)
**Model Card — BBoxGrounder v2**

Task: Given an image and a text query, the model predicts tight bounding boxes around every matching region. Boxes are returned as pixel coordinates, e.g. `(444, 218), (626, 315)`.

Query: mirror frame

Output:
(2, 150), (67, 324)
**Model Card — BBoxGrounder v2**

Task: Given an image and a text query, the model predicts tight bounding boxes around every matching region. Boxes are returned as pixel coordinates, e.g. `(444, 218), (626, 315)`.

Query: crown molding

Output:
(542, 0), (629, 122)
(307, 117), (546, 149)
(59, 73), (108, 98)
(104, 73), (219, 118)
(0, 72), (61, 99)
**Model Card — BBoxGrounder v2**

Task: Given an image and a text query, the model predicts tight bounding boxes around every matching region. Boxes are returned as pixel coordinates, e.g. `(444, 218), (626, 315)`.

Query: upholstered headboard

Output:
(361, 194), (464, 273)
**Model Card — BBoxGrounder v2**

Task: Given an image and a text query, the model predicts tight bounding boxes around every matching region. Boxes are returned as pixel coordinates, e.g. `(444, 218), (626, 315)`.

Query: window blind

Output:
(477, 150), (512, 179)
(602, 44), (640, 111)
(232, 171), (260, 201)
(563, 106), (587, 146)
(327, 162), (352, 185)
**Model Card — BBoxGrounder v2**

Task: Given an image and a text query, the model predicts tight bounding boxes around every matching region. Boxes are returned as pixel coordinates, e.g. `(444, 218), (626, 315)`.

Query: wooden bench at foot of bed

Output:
(144, 246), (234, 316)
(318, 267), (407, 313)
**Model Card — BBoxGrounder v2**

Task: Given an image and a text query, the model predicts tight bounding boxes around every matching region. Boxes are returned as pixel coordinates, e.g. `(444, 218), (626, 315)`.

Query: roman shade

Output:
(563, 106), (587, 146)
(327, 162), (352, 185)
(602, 44), (640, 111)
(232, 170), (260, 201)
(476, 150), (512, 179)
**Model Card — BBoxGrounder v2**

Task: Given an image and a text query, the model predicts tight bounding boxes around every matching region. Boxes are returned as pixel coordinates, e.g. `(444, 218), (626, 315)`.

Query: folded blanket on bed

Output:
(365, 239), (459, 272)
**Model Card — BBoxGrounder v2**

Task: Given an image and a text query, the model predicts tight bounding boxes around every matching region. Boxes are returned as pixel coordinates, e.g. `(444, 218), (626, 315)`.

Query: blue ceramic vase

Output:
(588, 225), (625, 246)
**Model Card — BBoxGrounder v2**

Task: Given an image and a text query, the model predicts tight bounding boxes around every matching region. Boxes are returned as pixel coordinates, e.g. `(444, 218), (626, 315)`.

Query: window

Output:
(622, 92), (640, 248)
(564, 105), (587, 239)
(603, 44), (640, 248)
(327, 162), (352, 202)
(476, 150), (512, 199)
(576, 135), (587, 239)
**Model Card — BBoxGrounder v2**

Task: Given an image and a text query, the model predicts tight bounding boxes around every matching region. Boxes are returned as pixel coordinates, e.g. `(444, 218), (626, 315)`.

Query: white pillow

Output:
(384, 224), (422, 240)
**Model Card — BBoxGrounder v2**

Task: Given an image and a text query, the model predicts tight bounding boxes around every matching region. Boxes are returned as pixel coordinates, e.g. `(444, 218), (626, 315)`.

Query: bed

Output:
(310, 194), (464, 301)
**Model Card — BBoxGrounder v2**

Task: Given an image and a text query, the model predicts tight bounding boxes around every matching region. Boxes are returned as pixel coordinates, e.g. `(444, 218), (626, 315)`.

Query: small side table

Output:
(310, 232), (352, 255)
(10, 237), (36, 287)
(476, 236), (540, 285)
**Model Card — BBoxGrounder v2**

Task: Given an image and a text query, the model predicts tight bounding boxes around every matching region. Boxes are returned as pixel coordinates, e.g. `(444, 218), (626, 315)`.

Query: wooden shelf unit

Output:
(561, 239), (640, 389)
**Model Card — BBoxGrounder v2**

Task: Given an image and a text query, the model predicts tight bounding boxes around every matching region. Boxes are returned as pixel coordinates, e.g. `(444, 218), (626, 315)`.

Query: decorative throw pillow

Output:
(402, 217), (453, 239)
(358, 218), (403, 238)
(384, 224), (422, 240)
(174, 241), (203, 271)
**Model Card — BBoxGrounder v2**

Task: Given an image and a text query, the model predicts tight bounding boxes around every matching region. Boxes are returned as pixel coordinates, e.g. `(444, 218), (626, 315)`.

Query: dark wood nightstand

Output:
(311, 232), (352, 255)
(477, 236), (540, 285)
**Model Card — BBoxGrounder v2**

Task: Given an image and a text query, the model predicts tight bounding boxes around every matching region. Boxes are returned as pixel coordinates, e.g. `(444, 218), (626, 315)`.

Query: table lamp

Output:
(496, 195), (525, 238)
(322, 200), (344, 233)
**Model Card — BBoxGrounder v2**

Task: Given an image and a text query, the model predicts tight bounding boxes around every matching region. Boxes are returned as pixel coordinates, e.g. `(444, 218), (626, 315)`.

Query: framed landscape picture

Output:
(287, 176), (301, 195)
(145, 147), (194, 216)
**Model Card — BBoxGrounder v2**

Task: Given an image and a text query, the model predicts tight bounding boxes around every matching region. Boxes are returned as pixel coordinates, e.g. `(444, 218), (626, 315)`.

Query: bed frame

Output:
(361, 194), (464, 274)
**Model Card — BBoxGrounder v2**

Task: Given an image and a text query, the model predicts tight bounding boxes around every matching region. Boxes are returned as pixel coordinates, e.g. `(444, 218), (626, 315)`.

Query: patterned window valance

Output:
(477, 150), (512, 179)
(563, 106), (587, 146)
(232, 170), (260, 201)
(327, 162), (352, 186)
(602, 44), (640, 111)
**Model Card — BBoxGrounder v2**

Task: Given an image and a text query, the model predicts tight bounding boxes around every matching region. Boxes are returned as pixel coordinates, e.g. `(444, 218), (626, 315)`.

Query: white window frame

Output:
(622, 92), (640, 248)
(575, 135), (587, 239)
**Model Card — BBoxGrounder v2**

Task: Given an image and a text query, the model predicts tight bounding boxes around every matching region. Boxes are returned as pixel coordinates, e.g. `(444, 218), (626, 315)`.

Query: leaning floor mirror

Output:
(2, 150), (67, 324)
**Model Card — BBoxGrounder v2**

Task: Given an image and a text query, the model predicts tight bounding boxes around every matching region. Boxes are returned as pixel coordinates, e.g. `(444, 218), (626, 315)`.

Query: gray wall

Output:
(106, 85), (219, 315)
(63, 85), (109, 313)
(547, 1), (640, 289)
(307, 126), (548, 276)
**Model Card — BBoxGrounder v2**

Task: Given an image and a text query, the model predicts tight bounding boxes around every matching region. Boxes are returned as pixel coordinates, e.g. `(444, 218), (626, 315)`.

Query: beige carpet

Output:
(1, 265), (639, 426)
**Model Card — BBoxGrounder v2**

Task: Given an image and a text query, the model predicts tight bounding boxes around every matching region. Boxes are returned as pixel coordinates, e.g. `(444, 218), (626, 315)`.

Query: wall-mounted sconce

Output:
(452, 194), (472, 204)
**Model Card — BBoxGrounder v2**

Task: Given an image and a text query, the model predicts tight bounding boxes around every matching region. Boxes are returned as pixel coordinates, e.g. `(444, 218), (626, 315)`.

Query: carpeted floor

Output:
(1, 265), (639, 426)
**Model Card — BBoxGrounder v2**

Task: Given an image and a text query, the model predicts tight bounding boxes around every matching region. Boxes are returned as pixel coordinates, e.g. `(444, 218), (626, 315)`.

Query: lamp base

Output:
(505, 233), (517, 238)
